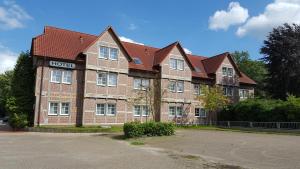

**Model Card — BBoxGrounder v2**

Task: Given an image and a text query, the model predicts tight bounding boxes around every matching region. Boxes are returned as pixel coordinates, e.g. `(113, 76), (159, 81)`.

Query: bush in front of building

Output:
(219, 95), (300, 122)
(123, 121), (175, 138)
(8, 113), (28, 130)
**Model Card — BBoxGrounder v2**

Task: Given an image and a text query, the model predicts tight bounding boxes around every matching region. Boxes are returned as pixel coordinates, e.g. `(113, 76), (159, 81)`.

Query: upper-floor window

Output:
(99, 46), (119, 60)
(195, 108), (206, 117)
(169, 106), (183, 117)
(194, 84), (201, 95)
(96, 103), (116, 116)
(134, 78), (150, 90)
(50, 69), (72, 84)
(223, 86), (233, 96)
(239, 89), (249, 99)
(169, 80), (184, 93)
(97, 71), (117, 86)
(170, 58), (184, 70)
(222, 67), (233, 77)
(134, 105), (149, 117)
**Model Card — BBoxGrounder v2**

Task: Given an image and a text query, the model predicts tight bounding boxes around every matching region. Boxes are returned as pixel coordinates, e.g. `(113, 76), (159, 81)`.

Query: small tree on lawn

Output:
(197, 85), (229, 122)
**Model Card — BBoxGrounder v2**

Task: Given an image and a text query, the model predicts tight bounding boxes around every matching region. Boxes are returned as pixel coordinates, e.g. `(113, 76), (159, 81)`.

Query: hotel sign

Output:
(49, 61), (75, 69)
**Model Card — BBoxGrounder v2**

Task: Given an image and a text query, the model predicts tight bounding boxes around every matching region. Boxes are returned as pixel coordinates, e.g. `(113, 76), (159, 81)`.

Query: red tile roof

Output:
(31, 26), (256, 85)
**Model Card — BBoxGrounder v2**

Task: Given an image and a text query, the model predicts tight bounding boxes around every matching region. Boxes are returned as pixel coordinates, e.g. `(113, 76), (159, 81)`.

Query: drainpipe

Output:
(37, 57), (45, 126)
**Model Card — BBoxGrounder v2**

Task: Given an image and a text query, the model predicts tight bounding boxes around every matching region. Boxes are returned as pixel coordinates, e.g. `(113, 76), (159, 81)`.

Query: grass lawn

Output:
(31, 125), (123, 133)
(176, 125), (300, 136)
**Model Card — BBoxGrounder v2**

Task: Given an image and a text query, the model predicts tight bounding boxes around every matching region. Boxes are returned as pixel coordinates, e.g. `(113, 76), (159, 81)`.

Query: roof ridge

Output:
(44, 26), (97, 37)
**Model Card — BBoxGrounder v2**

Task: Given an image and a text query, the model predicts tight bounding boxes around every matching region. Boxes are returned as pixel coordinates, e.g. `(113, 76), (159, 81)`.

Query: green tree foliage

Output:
(0, 70), (13, 117)
(198, 85), (229, 113)
(231, 51), (267, 97)
(261, 23), (300, 99)
(10, 51), (35, 125)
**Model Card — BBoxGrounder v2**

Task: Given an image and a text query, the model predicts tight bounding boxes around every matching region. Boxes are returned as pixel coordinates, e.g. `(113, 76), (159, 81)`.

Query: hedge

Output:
(219, 96), (300, 122)
(123, 121), (175, 138)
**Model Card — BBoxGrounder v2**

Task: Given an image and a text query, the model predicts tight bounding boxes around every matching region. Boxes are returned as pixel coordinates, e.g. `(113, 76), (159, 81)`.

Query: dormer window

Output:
(170, 58), (184, 70)
(133, 57), (142, 64)
(99, 46), (118, 60)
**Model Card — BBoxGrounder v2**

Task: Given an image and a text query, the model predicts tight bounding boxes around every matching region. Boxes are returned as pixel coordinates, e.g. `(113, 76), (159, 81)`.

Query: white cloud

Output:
(237, 0), (300, 37)
(183, 48), (192, 54)
(0, 0), (32, 30)
(209, 2), (249, 31)
(128, 23), (137, 30)
(119, 36), (144, 45)
(0, 44), (18, 73)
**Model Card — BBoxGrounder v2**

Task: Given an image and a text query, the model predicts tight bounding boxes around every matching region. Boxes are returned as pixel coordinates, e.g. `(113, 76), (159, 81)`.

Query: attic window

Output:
(133, 57), (142, 64)
(195, 67), (201, 72)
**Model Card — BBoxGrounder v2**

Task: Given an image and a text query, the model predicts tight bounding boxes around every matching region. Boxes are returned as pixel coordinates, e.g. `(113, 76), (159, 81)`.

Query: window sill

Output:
(106, 114), (116, 116)
(50, 81), (60, 84)
(62, 82), (72, 85)
(96, 114), (105, 116)
(48, 114), (58, 116)
(60, 114), (69, 116)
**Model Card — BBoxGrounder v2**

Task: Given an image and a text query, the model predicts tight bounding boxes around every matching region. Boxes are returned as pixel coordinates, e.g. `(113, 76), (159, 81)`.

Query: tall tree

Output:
(261, 23), (300, 99)
(231, 51), (267, 97)
(0, 70), (13, 117)
(11, 51), (35, 124)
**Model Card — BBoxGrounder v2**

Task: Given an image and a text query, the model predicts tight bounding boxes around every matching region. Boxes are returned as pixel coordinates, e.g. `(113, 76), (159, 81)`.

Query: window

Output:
(99, 46), (109, 59)
(169, 106), (176, 116)
(222, 67), (234, 77)
(62, 71), (72, 84)
(177, 60), (184, 70)
(109, 48), (118, 60)
(133, 58), (142, 64)
(51, 70), (62, 83)
(134, 105), (149, 117)
(169, 80), (184, 93)
(170, 58), (184, 70)
(169, 106), (183, 117)
(60, 103), (70, 115)
(97, 72), (117, 86)
(195, 108), (206, 117)
(228, 68), (233, 77)
(194, 84), (200, 95)
(170, 58), (177, 69)
(108, 73), (117, 86)
(239, 89), (249, 99)
(195, 108), (200, 117)
(177, 81), (184, 93)
(223, 86), (233, 96)
(97, 72), (107, 86)
(107, 104), (116, 115)
(49, 102), (59, 115)
(96, 104), (105, 115)
(134, 78), (149, 90)
(169, 81), (176, 92)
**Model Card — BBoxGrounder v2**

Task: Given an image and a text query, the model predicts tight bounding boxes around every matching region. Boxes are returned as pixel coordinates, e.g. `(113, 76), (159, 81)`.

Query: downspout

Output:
(37, 57), (45, 126)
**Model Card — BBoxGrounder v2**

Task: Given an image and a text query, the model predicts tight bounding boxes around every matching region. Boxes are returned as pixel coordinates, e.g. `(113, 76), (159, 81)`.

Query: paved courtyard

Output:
(0, 130), (299, 169)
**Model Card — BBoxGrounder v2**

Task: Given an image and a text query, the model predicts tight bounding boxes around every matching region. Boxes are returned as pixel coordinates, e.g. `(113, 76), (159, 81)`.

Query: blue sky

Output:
(1, 0), (300, 73)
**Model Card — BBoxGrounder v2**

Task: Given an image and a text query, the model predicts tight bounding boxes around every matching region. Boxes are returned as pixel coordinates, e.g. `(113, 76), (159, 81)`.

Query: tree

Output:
(261, 23), (300, 99)
(0, 70), (13, 117)
(231, 51), (267, 97)
(197, 85), (229, 121)
(10, 51), (35, 125)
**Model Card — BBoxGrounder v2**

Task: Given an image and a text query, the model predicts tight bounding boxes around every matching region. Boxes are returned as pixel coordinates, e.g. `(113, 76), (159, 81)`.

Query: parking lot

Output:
(0, 130), (299, 169)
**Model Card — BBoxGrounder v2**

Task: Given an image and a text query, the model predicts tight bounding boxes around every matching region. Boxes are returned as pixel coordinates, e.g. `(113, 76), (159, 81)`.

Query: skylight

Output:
(133, 57), (142, 64)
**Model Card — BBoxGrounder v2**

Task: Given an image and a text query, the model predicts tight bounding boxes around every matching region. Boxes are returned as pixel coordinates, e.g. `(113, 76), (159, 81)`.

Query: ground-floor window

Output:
(195, 108), (206, 118)
(134, 105), (149, 117)
(239, 89), (249, 99)
(169, 106), (183, 117)
(48, 102), (70, 115)
(96, 103), (117, 116)
(223, 86), (233, 96)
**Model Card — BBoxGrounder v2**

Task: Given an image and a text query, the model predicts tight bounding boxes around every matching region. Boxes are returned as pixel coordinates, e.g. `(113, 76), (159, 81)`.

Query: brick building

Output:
(30, 26), (256, 126)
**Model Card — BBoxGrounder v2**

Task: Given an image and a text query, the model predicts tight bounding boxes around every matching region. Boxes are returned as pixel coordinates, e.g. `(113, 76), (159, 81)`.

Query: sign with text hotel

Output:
(49, 61), (75, 69)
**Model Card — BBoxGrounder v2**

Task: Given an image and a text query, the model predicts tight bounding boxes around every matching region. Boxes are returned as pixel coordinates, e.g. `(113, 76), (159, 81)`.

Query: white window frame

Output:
(199, 108), (206, 118)
(169, 58), (177, 69)
(239, 89), (249, 99)
(228, 68), (233, 77)
(195, 108), (200, 117)
(222, 67), (227, 76)
(108, 72), (118, 87)
(109, 47), (119, 60)
(177, 81), (184, 93)
(177, 59), (184, 71)
(134, 105), (142, 117)
(169, 106), (176, 117)
(106, 104), (116, 116)
(194, 84), (200, 95)
(96, 103), (106, 115)
(50, 70), (62, 83)
(62, 70), (72, 84)
(48, 102), (59, 115)
(97, 71), (107, 86)
(99, 46), (109, 59)
(169, 80), (176, 92)
(133, 78), (150, 90)
(60, 102), (70, 116)
(169, 106), (183, 117)
(133, 105), (149, 117)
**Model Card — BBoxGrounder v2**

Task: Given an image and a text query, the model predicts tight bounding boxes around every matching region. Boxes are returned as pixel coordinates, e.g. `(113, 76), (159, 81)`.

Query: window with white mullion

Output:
(96, 104), (106, 115)
(60, 102), (70, 115)
(97, 72), (107, 86)
(108, 73), (117, 86)
(62, 71), (72, 84)
(107, 104), (116, 115)
(49, 102), (59, 115)
(51, 70), (62, 83)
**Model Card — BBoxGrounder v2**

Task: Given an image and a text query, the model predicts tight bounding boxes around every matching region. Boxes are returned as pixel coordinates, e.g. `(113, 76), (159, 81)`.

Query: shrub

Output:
(123, 121), (175, 138)
(8, 113), (28, 130)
